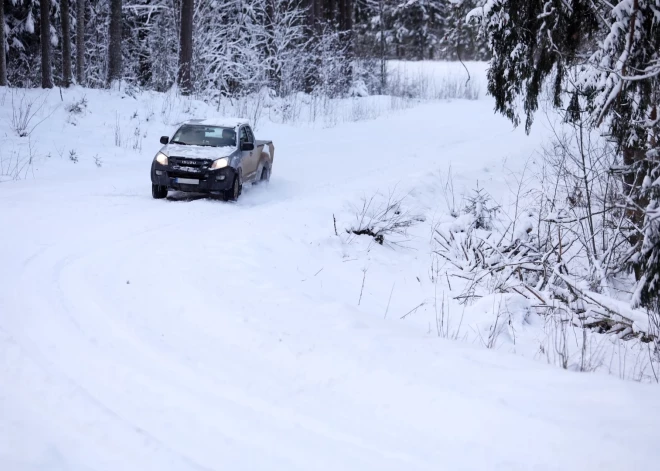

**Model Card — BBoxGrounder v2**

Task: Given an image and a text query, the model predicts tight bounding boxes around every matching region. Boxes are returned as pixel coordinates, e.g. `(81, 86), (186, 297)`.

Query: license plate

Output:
(176, 178), (199, 185)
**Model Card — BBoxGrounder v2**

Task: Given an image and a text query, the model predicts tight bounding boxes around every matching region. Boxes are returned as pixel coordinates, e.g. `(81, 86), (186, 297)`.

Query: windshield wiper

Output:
(170, 140), (187, 145)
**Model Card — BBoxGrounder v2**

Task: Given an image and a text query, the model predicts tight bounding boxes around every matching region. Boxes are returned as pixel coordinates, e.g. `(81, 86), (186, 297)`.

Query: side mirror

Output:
(160, 136), (169, 145)
(241, 142), (255, 151)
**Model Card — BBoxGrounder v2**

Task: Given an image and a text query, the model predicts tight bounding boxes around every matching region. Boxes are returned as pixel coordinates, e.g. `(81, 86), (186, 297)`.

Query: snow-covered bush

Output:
(463, 185), (499, 230)
(346, 191), (423, 246)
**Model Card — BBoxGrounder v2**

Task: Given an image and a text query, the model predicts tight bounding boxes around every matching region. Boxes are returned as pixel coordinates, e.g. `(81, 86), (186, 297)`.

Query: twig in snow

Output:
(384, 283), (395, 319)
(358, 268), (367, 305)
(400, 301), (426, 320)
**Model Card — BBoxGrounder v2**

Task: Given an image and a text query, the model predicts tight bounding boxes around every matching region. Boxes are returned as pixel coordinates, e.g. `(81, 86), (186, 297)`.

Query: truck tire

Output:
(224, 176), (241, 201)
(259, 164), (270, 182)
(152, 184), (168, 199)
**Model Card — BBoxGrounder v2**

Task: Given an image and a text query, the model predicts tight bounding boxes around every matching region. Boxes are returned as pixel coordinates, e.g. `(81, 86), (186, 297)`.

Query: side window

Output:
(239, 127), (248, 144)
(246, 127), (255, 143)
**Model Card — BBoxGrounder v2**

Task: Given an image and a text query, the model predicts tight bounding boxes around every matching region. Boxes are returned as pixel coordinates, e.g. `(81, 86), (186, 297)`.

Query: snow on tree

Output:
(441, 0), (488, 61)
(473, 0), (660, 308)
(391, 0), (445, 60)
(0, 0), (7, 85)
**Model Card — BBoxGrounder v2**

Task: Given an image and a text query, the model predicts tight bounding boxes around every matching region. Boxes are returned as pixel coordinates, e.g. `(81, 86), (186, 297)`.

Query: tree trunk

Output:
(61, 0), (72, 87)
(107, 0), (122, 85)
(40, 0), (53, 88)
(379, 0), (386, 93)
(177, 0), (194, 95)
(338, 0), (353, 57)
(0, 0), (7, 86)
(623, 146), (650, 278)
(265, 0), (276, 88)
(76, 0), (85, 85)
(339, 0), (352, 32)
(326, 0), (336, 23)
(312, 0), (322, 34)
(306, 0), (315, 31)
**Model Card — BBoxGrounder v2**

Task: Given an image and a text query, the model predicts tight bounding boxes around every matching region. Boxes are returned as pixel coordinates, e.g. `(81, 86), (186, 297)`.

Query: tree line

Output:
(0, 0), (487, 95)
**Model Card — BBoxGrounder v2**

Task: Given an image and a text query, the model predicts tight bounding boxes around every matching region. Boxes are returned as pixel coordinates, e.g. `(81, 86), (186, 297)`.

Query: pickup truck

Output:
(150, 118), (274, 201)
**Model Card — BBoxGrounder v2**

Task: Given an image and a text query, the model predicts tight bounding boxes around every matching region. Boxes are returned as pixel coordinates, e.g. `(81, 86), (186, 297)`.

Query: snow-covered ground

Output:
(1, 65), (659, 470)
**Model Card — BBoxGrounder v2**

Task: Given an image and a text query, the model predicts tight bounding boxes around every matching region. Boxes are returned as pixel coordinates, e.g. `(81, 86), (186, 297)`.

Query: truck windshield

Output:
(170, 125), (236, 147)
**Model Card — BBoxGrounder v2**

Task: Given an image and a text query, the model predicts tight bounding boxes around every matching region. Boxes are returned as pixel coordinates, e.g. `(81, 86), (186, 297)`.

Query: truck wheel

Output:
(259, 165), (270, 182)
(152, 184), (168, 199)
(224, 176), (241, 201)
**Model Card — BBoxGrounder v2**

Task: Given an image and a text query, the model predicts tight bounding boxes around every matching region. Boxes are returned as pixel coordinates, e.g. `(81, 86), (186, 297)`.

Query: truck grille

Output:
(169, 157), (213, 169)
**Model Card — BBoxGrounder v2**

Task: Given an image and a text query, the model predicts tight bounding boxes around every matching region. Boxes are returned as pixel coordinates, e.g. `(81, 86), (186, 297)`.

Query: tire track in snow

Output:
(4, 216), (430, 469)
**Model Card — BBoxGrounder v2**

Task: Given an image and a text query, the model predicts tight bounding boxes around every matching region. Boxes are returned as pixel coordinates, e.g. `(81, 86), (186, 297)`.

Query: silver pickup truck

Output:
(150, 118), (274, 201)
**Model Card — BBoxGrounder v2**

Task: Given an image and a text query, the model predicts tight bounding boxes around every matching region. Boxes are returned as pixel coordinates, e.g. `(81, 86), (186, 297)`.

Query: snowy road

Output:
(1, 93), (659, 470)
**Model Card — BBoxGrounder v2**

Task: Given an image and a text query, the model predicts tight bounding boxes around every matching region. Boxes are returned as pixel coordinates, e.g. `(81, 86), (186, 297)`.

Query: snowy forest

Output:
(0, 0), (487, 95)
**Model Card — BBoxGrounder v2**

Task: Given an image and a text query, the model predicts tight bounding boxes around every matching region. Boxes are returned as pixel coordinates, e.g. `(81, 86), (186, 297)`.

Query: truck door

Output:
(239, 126), (257, 179)
(246, 126), (260, 173)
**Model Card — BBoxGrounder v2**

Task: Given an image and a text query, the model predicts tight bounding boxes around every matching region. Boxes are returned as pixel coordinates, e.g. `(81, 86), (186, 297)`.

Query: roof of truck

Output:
(184, 118), (250, 128)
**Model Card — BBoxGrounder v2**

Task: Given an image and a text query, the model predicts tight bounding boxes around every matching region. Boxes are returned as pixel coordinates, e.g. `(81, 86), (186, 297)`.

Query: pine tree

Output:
(0, 0), (7, 86)
(635, 150), (660, 308)
(107, 0), (122, 85)
(178, 0), (194, 95)
(441, 0), (488, 61)
(85, 0), (110, 88)
(40, 0), (54, 88)
(61, 0), (72, 86)
(392, 0), (445, 60)
(76, 0), (85, 84)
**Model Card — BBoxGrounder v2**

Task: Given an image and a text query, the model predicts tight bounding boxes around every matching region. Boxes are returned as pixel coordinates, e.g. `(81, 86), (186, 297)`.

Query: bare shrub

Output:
(279, 93), (303, 124)
(160, 88), (178, 124)
(434, 217), (651, 343)
(65, 95), (88, 114)
(131, 120), (143, 151)
(144, 98), (155, 122)
(386, 66), (480, 101)
(114, 113), (122, 147)
(10, 89), (53, 137)
(438, 164), (460, 218)
(0, 141), (36, 181)
(346, 191), (422, 247)
(433, 75), (480, 101)
(349, 98), (379, 122)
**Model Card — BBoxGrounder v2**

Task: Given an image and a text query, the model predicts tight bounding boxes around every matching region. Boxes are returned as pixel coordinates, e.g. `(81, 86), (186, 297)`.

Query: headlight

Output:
(211, 158), (229, 170)
(155, 152), (168, 165)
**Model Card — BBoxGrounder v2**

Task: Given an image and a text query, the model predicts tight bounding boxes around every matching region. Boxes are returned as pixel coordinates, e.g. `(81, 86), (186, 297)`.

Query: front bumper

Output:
(151, 162), (236, 193)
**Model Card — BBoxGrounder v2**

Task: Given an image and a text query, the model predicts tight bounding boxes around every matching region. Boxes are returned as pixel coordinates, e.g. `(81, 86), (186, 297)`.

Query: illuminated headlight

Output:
(211, 158), (229, 170)
(155, 152), (168, 165)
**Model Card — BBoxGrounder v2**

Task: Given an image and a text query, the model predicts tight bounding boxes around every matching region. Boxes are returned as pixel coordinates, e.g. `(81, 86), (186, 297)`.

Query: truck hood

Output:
(162, 144), (237, 160)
